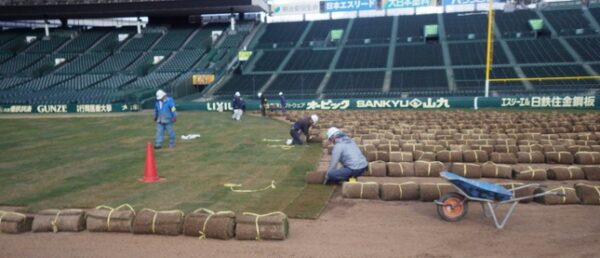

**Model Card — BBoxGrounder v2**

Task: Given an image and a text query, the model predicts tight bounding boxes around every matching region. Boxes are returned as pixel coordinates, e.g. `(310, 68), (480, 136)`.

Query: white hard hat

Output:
(257, 92), (262, 97)
(156, 89), (166, 100)
(310, 114), (319, 124)
(279, 92), (283, 96)
(327, 127), (341, 140)
(235, 91), (240, 97)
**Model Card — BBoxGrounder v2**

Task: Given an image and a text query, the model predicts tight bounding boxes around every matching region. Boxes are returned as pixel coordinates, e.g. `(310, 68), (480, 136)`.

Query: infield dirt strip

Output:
(1, 189), (599, 258)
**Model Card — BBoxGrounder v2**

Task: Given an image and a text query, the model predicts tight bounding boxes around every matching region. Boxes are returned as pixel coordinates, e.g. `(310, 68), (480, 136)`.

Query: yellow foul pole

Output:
(484, 0), (494, 97)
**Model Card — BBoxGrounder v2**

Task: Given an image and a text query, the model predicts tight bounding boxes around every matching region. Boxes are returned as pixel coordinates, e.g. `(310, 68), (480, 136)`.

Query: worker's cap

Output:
(235, 91), (240, 97)
(310, 114), (319, 124)
(257, 92), (262, 97)
(327, 127), (341, 140)
(156, 89), (167, 100)
(278, 92), (283, 96)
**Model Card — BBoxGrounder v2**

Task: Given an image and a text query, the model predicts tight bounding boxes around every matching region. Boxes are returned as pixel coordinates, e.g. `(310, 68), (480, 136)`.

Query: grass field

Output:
(0, 112), (334, 218)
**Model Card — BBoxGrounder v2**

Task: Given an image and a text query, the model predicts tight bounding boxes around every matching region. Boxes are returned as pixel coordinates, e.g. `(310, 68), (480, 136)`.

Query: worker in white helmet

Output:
(278, 92), (286, 114)
(324, 127), (368, 184)
(154, 89), (177, 149)
(258, 92), (267, 117)
(289, 114), (319, 145)
(232, 91), (244, 121)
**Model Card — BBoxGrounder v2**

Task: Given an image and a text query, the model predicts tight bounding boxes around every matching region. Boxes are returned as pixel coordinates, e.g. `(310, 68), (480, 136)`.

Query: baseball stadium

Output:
(0, 0), (599, 257)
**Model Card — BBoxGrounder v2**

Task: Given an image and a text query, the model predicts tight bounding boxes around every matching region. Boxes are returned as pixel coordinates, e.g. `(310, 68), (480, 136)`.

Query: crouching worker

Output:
(289, 114), (318, 145)
(154, 89), (177, 149)
(324, 127), (368, 184)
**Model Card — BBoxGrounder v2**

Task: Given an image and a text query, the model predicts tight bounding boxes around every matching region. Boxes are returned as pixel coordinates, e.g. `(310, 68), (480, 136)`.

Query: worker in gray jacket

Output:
(324, 127), (368, 184)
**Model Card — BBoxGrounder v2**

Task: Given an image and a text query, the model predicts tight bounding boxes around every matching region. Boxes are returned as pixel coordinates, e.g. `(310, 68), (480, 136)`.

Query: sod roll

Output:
(364, 161), (387, 177)
(547, 166), (585, 180)
(419, 183), (456, 202)
(449, 163), (482, 178)
(490, 152), (518, 164)
(574, 152), (600, 165)
(582, 166), (600, 181)
(305, 171), (327, 184)
(132, 209), (184, 236)
(183, 208), (235, 240)
(534, 186), (580, 205)
(436, 150), (463, 163)
(386, 162), (415, 177)
(517, 151), (545, 163)
(389, 151), (413, 162)
(342, 182), (380, 199)
(87, 204), (136, 233)
(380, 182), (420, 201)
(574, 183), (600, 205)
(545, 151), (574, 164)
(32, 209), (86, 232)
(498, 182), (536, 203)
(236, 212), (288, 241)
(0, 211), (32, 234)
(414, 150), (436, 161)
(481, 162), (512, 179)
(462, 150), (489, 163)
(513, 165), (547, 181)
(414, 161), (446, 177)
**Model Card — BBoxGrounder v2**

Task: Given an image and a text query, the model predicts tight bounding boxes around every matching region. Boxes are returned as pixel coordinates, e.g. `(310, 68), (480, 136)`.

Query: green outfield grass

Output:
(0, 112), (333, 219)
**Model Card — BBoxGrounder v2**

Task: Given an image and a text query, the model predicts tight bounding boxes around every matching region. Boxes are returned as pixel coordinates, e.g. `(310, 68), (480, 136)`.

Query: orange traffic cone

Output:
(141, 143), (161, 183)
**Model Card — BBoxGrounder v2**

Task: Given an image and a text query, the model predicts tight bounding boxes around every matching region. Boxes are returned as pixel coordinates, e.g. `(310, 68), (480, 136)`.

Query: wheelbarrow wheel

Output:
(437, 192), (468, 222)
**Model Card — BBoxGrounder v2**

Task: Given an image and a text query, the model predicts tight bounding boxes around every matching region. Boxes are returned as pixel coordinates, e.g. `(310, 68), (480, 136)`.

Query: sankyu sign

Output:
(0, 104), (140, 113)
(202, 98), (451, 111)
(322, 0), (378, 12)
(383, 0), (434, 8)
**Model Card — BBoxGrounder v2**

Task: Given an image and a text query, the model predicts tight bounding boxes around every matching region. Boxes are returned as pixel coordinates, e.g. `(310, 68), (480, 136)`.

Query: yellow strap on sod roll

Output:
(95, 204), (135, 231)
(51, 210), (62, 233)
(242, 211), (287, 241)
(224, 180), (276, 193)
(140, 208), (184, 234)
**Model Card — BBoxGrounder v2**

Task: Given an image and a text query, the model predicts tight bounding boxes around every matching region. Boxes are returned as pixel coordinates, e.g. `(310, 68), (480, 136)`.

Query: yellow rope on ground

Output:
(267, 144), (294, 150)
(262, 139), (283, 142)
(242, 211), (287, 241)
(140, 208), (184, 234)
(224, 180), (276, 193)
(191, 208), (235, 239)
(95, 204), (135, 232)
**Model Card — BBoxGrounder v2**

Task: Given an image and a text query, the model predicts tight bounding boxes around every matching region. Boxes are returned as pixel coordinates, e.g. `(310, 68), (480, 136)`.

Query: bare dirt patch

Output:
(1, 188), (598, 258)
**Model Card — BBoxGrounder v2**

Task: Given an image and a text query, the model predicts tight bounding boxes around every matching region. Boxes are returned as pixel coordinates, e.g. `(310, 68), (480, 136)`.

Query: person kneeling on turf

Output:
(289, 114), (318, 145)
(324, 127), (368, 184)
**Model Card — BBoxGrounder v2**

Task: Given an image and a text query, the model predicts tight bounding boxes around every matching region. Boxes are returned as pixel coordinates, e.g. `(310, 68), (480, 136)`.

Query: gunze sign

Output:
(0, 104), (140, 113)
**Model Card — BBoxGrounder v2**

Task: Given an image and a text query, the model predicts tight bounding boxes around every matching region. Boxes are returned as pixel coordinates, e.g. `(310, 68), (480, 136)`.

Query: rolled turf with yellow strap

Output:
(87, 204), (136, 233)
(534, 186), (580, 205)
(235, 212), (288, 241)
(183, 208), (235, 240)
(341, 181), (380, 199)
(32, 209), (86, 233)
(132, 208), (184, 236)
(0, 210), (33, 234)
(575, 183), (600, 205)
(380, 182), (419, 201)
(418, 182), (455, 202)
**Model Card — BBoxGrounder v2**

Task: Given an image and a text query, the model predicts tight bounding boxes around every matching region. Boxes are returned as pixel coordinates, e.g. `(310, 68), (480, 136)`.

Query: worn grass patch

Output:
(0, 112), (330, 218)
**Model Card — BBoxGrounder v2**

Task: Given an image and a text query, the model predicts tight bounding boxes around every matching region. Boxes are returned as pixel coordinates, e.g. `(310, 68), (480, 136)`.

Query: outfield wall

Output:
(0, 96), (597, 113)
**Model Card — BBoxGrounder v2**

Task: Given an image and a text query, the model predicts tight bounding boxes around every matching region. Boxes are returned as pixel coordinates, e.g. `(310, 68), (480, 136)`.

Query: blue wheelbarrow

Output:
(434, 171), (563, 229)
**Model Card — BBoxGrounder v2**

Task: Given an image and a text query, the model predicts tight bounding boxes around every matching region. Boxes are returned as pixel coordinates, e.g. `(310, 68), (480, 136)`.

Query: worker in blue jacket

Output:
(154, 89), (177, 149)
(289, 114), (318, 145)
(232, 91), (243, 121)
